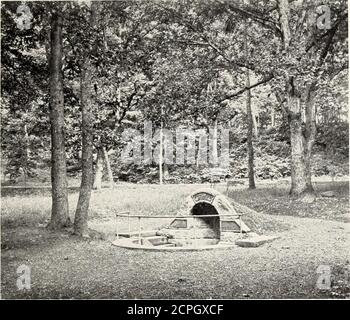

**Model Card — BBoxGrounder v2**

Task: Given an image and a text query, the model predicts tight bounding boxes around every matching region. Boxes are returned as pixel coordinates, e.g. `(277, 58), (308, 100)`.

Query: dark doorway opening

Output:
(191, 202), (220, 239)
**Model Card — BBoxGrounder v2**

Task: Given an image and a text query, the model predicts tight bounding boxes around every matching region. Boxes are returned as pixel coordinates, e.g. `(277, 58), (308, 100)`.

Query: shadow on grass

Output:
(1, 226), (80, 252)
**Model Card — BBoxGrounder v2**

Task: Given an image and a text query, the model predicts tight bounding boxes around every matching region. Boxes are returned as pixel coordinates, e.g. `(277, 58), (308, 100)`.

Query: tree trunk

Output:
(252, 107), (258, 138)
(244, 14), (256, 189)
(288, 96), (307, 195)
(47, 11), (70, 230)
(304, 88), (317, 191)
(278, 0), (291, 50)
(288, 94), (315, 200)
(74, 63), (95, 236)
(210, 119), (218, 167)
(246, 70), (256, 189)
(278, 0), (315, 200)
(102, 147), (114, 188)
(24, 123), (29, 188)
(159, 120), (163, 185)
(163, 163), (169, 179)
(93, 147), (104, 190)
(74, 4), (97, 237)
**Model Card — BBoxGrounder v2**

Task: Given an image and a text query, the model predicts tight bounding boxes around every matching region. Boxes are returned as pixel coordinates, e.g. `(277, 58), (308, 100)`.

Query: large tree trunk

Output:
(287, 91), (316, 200)
(74, 64), (95, 236)
(288, 96), (307, 195)
(74, 4), (97, 237)
(304, 88), (317, 191)
(47, 11), (70, 230)
(102, 147), (114, 188)
(278, 0), (315, 200)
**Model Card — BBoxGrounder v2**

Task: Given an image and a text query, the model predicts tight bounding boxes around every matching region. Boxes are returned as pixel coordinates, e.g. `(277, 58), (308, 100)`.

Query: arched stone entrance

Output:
(159, 188), (250, 245)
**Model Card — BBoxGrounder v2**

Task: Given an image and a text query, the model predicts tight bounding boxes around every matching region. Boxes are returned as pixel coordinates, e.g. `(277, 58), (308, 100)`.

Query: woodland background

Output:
(1, 0), (348, 234)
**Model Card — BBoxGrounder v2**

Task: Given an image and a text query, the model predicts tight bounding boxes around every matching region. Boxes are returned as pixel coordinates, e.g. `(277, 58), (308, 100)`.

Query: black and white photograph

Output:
(1, 0), (349, 305)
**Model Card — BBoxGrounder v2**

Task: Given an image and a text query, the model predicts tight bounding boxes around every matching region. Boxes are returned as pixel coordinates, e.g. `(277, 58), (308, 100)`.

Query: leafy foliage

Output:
(1, 0), (348, 185)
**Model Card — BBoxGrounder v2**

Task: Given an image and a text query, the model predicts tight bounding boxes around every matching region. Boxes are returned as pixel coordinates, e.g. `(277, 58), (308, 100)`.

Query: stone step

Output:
(158, 243), (176, 247)
(133, 236), (171, 247)
(235, 235), (279, 247)
(145, 236), (168, 246)
(118, 230), (159, 238)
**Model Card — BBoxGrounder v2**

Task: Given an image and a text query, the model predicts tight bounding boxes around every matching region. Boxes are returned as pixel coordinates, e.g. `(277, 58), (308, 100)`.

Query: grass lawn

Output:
(1, 179), (349, 299)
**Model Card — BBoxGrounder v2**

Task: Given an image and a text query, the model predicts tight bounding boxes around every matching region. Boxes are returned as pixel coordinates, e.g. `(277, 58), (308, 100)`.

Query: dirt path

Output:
(1, 215), (349, 299)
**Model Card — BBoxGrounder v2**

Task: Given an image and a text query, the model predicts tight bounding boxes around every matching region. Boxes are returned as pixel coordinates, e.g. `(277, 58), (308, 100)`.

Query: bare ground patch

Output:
(1, 182), (349, 299)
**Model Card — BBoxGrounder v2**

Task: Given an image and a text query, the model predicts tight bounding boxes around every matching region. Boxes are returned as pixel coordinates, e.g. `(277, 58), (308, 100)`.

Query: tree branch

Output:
(215, 0), (282, 37)
(155, 2), (254, 71)
(218, 74), (274, 104)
